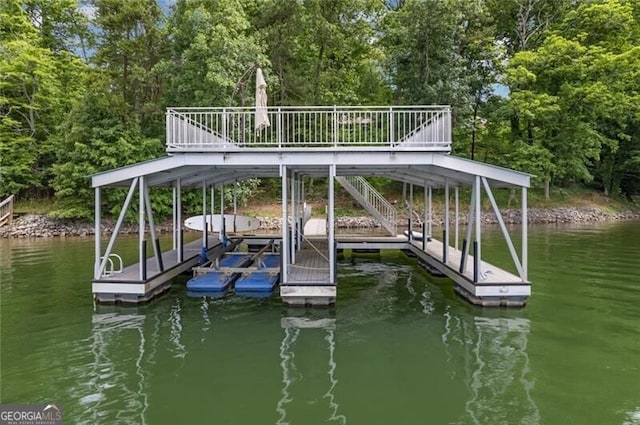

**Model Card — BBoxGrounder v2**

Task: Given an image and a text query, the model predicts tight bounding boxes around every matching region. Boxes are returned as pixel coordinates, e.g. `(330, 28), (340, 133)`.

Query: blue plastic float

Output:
(235, 254), (280, 293)
(186, 254), (253, 292)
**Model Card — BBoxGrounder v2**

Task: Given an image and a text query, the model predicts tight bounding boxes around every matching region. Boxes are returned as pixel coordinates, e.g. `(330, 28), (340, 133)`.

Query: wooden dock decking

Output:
(93, 232), (529, 306)
(410, 238), (524, 285)
(407, 237), (530, 306)
(92, 236), (228, 303)
(287, 240), (331, 284)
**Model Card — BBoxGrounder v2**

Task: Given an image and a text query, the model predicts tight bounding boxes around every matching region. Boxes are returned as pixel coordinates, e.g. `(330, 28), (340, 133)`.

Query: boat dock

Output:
(91, 105), (531, 307)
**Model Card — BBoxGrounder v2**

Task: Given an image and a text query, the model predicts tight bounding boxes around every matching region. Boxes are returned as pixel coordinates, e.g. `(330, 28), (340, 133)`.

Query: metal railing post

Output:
(333, 105), (338, 147)
(222, 108), (227, 146)
(277, 107), (282, 148)
(165, 110), (170, 149)
(389, 107), (394, 146)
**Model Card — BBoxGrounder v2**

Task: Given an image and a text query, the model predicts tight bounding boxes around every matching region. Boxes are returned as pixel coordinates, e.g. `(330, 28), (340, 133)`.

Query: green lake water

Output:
(1, 222), (639, 425)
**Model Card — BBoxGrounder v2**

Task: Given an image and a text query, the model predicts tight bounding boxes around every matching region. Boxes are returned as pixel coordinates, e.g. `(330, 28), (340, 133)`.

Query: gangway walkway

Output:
(304, 218), (327, 236)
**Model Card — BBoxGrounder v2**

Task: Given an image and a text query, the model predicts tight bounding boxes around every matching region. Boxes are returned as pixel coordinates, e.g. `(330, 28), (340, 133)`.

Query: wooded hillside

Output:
(1, 0), (639, 218)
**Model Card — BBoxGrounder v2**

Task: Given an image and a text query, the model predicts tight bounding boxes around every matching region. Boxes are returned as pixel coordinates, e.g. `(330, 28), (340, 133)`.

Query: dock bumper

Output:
(280, 285), (336, 307)
(454, 284), (530, 307)
(92, 280), (172, 305)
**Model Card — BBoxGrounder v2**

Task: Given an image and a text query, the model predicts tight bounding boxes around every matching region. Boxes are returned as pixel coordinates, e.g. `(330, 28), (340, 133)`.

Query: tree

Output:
(161, 0), (268, 108)
(0, 0), (87, 198)
(92, 0), (168, 137)
(500, 0), (640, 196)
(51, 72), (162, 218)
(250, 0), (389, 106)
(382, 0), (503, 159)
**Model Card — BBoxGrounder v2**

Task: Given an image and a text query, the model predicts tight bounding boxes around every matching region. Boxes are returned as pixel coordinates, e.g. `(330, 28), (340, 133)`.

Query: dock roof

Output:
(91, 150), (531, 189)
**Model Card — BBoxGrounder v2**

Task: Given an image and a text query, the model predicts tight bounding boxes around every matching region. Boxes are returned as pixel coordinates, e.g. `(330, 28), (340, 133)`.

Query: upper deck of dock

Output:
(165, 105), (451, 153)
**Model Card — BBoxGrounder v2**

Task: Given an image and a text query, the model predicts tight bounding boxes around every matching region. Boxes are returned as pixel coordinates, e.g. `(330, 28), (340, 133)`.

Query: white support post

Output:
(139, 176), (146, 281)
(522, 187), (528, 281)
(290, 172), (296, 263)
(455, 186), (459, 250)
(475, 176), (482, 273)
(462, 182), (475, 272)
(172, 186), (177, 250)
(97, 178), (139, 278)
(202, 179), (207, 248)
(409, 183), (413, 232)
(94, 187), (101, 279)
(233, 181), (237, 233)
(220, 184), (225, 242)
(300, 177), (307, 240)
(428, 186), (433, 237)
(329, 164), (335, 284)
(177, 178), (183, 262)
(423, 180), (428, 244)
(143, 184), (162, 272)
(481, 177), (524, 278)
(444, 179), (449, 264)
(297, 178), (302, 248)
(281, 165), (288, 283)
(210, 185), (214, 234)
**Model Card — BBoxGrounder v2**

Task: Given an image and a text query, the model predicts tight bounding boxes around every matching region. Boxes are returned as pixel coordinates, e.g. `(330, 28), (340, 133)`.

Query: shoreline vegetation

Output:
(2, 206), (638, 239)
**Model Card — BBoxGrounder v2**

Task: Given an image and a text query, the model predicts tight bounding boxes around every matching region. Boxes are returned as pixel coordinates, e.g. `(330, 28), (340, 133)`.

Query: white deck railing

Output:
(166, 106), (451, 151)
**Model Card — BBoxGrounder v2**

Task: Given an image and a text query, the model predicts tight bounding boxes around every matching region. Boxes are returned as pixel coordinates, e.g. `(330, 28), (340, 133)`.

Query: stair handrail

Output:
(166, 108), (236, 147)
(395, 109), (448, 146)
(0, 195), (15, 227)
(342, 176), (396, 232)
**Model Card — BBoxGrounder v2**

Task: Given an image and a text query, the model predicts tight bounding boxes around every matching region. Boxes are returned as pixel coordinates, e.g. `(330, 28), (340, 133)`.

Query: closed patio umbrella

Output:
(255, 67), (270, 132)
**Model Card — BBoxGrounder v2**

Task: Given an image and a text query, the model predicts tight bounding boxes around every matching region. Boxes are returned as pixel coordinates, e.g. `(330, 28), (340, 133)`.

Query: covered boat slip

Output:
(189, 242), (280, 293)
(91, 105), (531, 307)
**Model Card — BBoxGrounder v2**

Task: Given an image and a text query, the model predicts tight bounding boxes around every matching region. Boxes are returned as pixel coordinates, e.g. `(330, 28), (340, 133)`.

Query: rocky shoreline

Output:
(1, 207), (639, 238)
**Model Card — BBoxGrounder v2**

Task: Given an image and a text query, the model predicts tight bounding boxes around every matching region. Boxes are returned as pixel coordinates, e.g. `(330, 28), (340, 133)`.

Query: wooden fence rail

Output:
(0, 195), (14, 227)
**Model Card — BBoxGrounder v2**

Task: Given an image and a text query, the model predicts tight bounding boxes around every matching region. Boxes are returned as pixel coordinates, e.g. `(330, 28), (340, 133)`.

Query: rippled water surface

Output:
(1, 222), (639, 424)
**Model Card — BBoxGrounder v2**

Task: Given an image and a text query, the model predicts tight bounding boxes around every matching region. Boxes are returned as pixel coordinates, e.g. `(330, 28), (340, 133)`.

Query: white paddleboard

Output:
(403, 230), (431, 241)
(184, 214), (261, 233)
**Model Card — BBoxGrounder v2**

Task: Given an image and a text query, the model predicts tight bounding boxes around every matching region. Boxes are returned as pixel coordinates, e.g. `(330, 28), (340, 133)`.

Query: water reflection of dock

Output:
(82, 312), (153, 425)
(277, 315), (346, 425)
(442, 314), (540, 425)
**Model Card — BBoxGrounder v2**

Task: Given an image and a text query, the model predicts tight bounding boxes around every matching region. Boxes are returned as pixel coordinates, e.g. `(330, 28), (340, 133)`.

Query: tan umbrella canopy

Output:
(255, 67), (270, 132)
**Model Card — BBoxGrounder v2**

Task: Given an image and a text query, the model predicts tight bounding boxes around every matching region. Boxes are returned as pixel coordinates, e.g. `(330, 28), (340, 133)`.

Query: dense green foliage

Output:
(1, 0), (639, 218)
